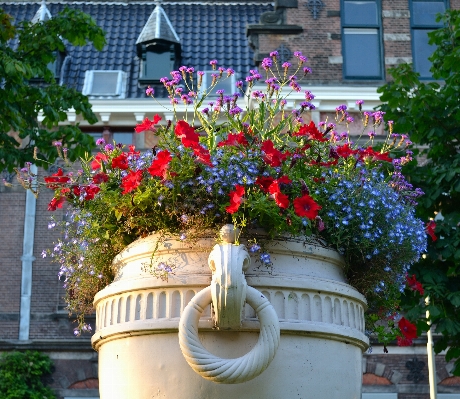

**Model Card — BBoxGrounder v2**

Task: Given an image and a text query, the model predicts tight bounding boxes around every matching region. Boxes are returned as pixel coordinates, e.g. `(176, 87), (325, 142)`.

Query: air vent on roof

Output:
(82, 70), (127, 98)
(200, 71), (237, 97)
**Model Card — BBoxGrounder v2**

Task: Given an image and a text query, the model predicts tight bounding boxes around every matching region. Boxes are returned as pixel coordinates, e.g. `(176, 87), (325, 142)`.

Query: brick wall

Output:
(0, 190), (25, 339)
(255, 0), (460, 84)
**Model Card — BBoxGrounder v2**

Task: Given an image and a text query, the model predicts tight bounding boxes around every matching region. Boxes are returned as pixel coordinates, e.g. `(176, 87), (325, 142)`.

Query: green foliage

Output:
(0, 7), (106, 172)
(0, 351), (56, 399)
(377, 9), (460, 375)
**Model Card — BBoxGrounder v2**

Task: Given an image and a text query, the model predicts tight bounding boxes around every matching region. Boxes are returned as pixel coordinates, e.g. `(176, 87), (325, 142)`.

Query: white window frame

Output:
(82, 70), (127, 98)
(200, 70), (237, 97)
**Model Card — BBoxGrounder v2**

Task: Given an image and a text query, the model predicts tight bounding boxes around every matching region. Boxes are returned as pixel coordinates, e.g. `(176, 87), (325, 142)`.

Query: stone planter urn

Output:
(91, 225), (369, 399)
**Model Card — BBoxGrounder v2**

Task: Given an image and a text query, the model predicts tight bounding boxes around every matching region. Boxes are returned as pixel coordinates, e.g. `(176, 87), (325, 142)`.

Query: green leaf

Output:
(447, 292), (460, 307)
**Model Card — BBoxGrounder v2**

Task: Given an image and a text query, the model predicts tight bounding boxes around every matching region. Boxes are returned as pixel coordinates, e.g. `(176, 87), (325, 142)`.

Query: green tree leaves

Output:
(0, 7), (105, 172)
(0, 351), (56, 399)
(377, 9), (460, 376)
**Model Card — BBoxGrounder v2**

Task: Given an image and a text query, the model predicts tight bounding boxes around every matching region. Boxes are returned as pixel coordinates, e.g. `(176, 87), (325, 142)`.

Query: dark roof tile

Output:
(1, 1), (273, 98)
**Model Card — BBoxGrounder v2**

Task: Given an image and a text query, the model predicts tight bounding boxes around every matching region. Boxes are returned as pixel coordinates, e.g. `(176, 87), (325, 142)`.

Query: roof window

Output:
(82, 70), (127, 98)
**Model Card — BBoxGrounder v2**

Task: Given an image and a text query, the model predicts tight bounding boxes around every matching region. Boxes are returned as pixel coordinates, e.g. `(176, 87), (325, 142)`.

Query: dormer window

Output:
(200, 71), (237, 97)
(136, 4), (181, 85)
(139, 42), (180, 84)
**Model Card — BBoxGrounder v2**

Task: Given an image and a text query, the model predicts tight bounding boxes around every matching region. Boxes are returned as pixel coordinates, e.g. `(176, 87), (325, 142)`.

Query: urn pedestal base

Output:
(92, 235), (369, 399)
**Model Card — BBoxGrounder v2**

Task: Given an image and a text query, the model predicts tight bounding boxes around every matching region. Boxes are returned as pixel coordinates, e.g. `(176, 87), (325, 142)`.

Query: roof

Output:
(1, 1), (273, 98)
(136, 3), (180, 45)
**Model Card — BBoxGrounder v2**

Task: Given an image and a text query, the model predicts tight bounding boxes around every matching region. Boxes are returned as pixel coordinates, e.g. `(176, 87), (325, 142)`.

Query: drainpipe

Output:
(426, 296), (438, 399)
(19, 164), (37, 341)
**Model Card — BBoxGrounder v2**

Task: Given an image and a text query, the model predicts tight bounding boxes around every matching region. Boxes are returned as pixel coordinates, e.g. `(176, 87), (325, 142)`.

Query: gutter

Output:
(19, 164), (37, 341)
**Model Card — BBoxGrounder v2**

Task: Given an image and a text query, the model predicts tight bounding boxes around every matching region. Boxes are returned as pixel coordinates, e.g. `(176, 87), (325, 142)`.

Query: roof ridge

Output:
(0, 1), (274, 5)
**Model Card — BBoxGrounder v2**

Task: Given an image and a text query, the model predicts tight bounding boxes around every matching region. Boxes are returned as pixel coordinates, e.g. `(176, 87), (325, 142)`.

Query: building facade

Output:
(0, 0), (459, 398)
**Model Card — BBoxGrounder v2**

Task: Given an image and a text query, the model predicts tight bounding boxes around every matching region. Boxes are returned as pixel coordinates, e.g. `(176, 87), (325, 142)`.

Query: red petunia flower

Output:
(292, 121), (327, 142)
(47, 196), (66, 211)
(193, 145), (213, 167)
(91, 152), (108, 170)
(398, 317), (418, 339)
(255, 176), (275, 193)
(84, 184), (101, 201)
(121, 170), (144, 195)
(148, 150), (172, 178)
(269, 183), (290, 209)
(336, 144), (356, 158)
(226, 185), (245, 214)
(218, 132), (249, 147)
(426, 220), (437, 242)
(261, 140), (289, 167)
(134, 115), (162, 133)
(276, 175), (292, 185)
(359, 146), (392, 162)
(406, 274), (424, 296)
(92, 172), (109, 184)
(111, 153), (129, 170)
(175, 120), (200, 148)
(128, 145), (141, 158)
(293, 194), (322, 219)
(44, 168), (70, 189)
(267, 178), (291, 209)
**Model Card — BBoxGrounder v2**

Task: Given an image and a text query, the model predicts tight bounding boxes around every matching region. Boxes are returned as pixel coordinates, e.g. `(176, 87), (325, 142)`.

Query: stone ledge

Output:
(246, 24), (303, 35)
(0, 339), (93, 351)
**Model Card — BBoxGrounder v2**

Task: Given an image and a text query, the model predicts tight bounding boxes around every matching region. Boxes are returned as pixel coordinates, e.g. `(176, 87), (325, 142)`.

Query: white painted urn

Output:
(91, 225), (369, 399)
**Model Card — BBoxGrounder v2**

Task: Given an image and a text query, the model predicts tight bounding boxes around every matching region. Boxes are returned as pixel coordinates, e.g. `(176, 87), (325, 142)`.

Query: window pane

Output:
(412, 1), (445, 26)
(87, 132), (101, 142)
(343, 1), (378, 25)
(113, 132), (133, 146)
(343, 29), (381, 78)
(145, 50), (173, 80)
(413, 29), (436, 78)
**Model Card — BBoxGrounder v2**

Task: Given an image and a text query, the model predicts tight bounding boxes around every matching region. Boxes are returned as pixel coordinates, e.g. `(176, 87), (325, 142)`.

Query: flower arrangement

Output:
(20, 50), (428, 345)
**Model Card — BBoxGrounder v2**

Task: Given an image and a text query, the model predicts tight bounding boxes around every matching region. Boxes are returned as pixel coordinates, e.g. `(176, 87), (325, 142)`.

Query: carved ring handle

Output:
(178, 285), (280, 384)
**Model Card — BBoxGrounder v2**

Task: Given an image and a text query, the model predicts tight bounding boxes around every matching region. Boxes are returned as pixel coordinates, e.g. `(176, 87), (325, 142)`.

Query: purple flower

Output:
(104, 144), (114, 152)
(304, 90), (315, 101)
(209, 59), (218, 67)
(270, 51), (279, 57)
(282, 62), (291, 68)
(303, 67), (312, 74)
(197, 71), (204, 76)
(226, 68), (235, 76)
(229, 106), (243, 116)
(236, 80), (243, 88)
(261, 57), (272, 70)
(145, 86), (154, 96)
